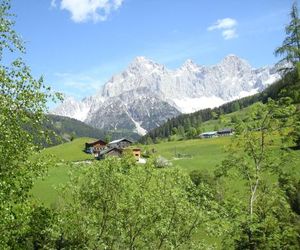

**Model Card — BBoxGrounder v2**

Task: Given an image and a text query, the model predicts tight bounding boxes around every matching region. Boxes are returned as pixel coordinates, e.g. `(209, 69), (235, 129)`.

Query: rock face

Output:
(52, 55), (281, 135)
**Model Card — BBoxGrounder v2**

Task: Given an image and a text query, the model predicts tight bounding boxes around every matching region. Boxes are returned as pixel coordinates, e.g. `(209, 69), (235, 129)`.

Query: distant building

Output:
(198, 131), (218, 139)
(97, 147), (123, 160)
(86, 138), (138, 161)
(108, 138), (133, 149)
(85, 139), (107, 154)
(217, 128), (234, 136)
(132, 148), (141, 161)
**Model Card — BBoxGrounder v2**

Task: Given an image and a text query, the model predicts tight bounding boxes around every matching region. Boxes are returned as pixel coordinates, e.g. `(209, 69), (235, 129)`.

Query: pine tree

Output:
(275, 2), (300, 68)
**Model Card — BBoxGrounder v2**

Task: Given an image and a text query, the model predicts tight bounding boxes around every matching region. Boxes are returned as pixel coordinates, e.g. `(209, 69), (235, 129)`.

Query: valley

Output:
(2, 0), (300, 248)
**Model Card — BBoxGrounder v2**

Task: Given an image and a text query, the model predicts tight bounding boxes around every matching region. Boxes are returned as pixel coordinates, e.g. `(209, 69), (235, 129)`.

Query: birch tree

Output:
(216, 99), (299, 249)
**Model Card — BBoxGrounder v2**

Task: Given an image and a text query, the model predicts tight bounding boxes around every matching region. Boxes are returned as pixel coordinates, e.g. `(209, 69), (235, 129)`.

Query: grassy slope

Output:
(149, 136), (230, 172)
(34, 104), (300, 208)
(31, 165), (70, 206)
(32, 137), (96, 206)
(41, 137), (96, 162)
(32, 137), (229, 206)
(33, 135), (300, 206)
(32, 135), (300, 249)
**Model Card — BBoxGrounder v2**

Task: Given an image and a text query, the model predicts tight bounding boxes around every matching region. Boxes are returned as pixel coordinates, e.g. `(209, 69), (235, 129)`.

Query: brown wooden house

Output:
(85, 139), (107, 154)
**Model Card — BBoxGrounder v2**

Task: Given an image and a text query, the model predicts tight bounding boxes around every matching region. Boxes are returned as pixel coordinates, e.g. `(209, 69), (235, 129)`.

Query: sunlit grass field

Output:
(32, 136), (300, 207)
(149, 136), (231, 172)
(41, 137), (96, 162)
(32, 137), (229, 205)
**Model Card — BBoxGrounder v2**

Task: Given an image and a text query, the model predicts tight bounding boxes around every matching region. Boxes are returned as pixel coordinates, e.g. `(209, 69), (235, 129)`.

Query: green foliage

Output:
(222, 186), (299, 249)
(43, 115), (140, 147)
(275, 2), (300, 68)
(45, 115), (107, 146)
(15, 205), (57, 249)
(216, 99), (300, 249)
(55, 158), (205, 249)
(0, 0), (59, 246)
(104, 132), (112, 143)
(0, 0), (24, 59)
(187, 126), (197, 138)
(289, 105), (300, 148)
(279, 172), (300, 215)
(189, 170), (216, 187)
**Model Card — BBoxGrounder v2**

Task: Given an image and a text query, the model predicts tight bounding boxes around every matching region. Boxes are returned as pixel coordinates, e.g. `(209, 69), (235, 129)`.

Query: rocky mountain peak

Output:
(181, 59), (200, 72)
(128, 56), (163, 73)
(52, 55), (281, 135)
(220, 54), (251, 68)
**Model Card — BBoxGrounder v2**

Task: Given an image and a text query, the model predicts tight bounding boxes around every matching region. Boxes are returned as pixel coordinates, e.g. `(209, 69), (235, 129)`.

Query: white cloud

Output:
(222, 29), (238, 40)
(208, 18), (237, 31)
(52, 0), (124, 23)
(208, 17), (238, 40)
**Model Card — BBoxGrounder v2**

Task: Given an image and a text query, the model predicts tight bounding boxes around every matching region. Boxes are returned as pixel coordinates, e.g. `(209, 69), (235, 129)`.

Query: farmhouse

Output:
(217, 128), (234, 136)
(85, 139), (107, 154)
(108, 138), (133, 149)
(85, 137), (141, 161)
(199, 131), (218, 138)
(97, 147), (123, 160)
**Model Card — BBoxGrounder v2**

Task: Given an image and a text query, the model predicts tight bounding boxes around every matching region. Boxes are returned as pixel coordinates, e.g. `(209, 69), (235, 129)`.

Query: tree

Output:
(104, 133), (112, 143)
(146, 136), (153, 145)
(55, 158), (206, 249)
(187, 127), (197, 138)
(275, 2), (300, 69)
(216, 99), (299, 249)
(178, 125), (185, 138)
(0, 0), (59, 246)
(0, 0), (24, 59)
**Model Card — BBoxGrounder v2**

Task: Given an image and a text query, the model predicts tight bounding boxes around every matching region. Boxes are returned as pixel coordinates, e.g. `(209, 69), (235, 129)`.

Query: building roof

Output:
(108, 138), (133, 145)
(200, 131), (218, 136)
(98, 147), (122, 156)
(86, 139), (106, 147)
(218, 128), (233, 133)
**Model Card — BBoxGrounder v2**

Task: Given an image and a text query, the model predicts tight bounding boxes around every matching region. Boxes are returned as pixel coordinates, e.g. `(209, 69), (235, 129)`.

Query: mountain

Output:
(139, 69), (300, 144)
(43, 115), (140, 147)
(52, 55), (281, 135)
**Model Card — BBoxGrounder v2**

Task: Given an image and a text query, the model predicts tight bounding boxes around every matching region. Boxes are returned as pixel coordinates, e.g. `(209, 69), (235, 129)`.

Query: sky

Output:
(10, 0), (294, 101)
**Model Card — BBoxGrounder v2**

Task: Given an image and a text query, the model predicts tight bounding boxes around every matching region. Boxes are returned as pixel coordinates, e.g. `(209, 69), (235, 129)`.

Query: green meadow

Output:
(41, 137), (97, 162)
(31, 137), (228, 205)
(146, 136), (231, 171)
(32, 136), (300, 207)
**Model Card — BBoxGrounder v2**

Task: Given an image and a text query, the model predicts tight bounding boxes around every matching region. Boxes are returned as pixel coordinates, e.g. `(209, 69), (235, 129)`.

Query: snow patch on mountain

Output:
(52, 55), (282, 134)
(172, 96), (226, 113)
(237, 89), (259, 99)
(52, 97), (91, 121)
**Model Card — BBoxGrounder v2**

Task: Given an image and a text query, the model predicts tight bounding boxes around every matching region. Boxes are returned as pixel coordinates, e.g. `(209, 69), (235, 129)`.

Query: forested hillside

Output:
(140, 70), (300, 144)
(42, 115), (140, 146)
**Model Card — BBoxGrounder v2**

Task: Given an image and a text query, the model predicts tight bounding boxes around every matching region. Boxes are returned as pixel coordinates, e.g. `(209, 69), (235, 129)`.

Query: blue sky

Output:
(11, 0), (294, 101)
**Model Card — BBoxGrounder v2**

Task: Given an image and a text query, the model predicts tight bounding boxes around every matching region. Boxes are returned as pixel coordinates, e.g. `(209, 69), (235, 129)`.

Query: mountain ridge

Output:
(52, 55), (281, 135)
